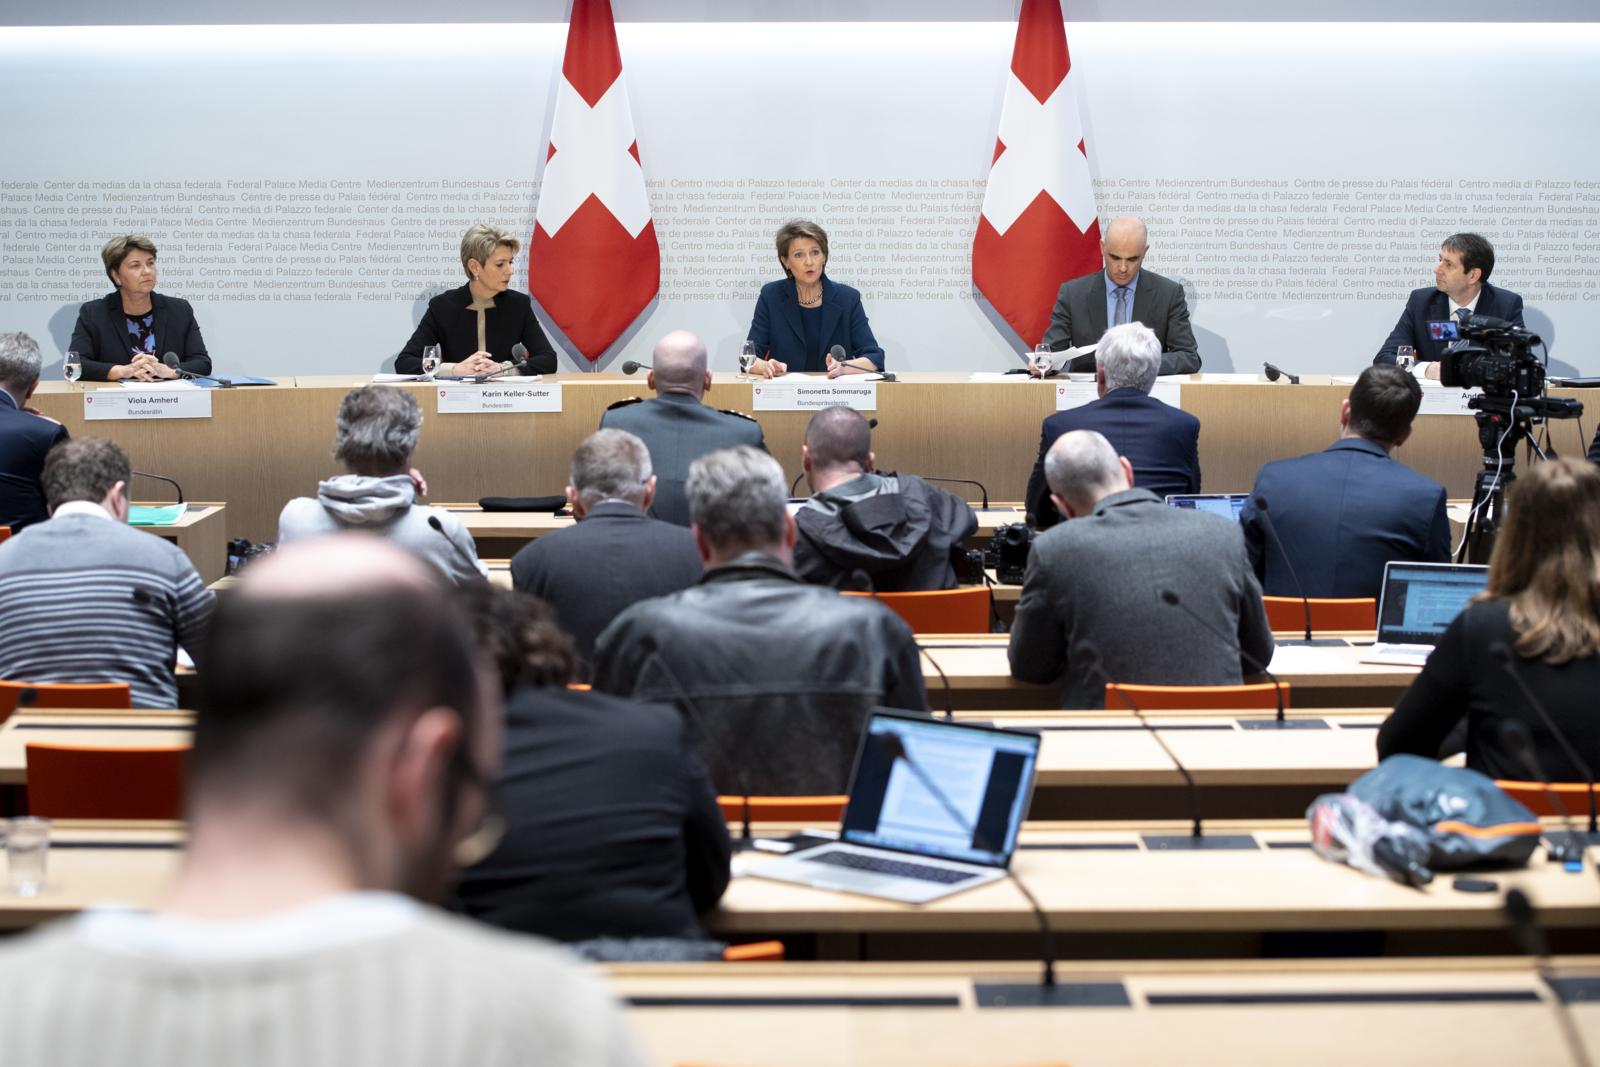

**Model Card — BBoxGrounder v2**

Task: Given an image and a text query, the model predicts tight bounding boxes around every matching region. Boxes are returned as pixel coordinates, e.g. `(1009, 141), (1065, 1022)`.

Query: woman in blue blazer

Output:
(69, 235), (210, 382)
(746, 220), (884, 377)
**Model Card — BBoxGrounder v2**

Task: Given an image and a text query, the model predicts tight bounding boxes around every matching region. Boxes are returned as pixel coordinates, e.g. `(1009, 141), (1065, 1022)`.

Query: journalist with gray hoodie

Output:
(278, 386), (487, 585)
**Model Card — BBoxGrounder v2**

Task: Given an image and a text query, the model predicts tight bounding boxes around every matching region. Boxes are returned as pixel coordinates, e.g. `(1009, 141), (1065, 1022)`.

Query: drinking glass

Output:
(7, 816), (49, 897)
(63, 350), (82, 384)
(420, 344), (442, 378)
(738, 341), (759, 379)
(1396, 346), (1416, 372)
(1029, 344), (1053, 377)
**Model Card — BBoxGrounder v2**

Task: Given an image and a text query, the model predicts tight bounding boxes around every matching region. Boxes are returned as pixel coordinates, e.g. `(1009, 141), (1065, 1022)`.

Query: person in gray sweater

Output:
(278, 385), (486, 584)
(1009, 428), (1274, 708)
(0, 437), (211, 707)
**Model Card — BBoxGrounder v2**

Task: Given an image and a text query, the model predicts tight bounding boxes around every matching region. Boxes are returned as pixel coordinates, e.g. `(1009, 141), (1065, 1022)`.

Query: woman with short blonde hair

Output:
(745, 218), (884, 379)
(395, 224), (555, 378)
(68, 234), (211, 382)
(1379, 457), (1600, 780)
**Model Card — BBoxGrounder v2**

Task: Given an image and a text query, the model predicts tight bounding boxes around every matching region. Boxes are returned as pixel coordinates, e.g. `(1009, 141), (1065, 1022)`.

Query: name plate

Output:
(752, 379), (877, 411)
(1055, 380), (1181, 411)
(1416, 386), (1481, 417)
(84, 387), (212, 420)
(436, 382), (563, 414)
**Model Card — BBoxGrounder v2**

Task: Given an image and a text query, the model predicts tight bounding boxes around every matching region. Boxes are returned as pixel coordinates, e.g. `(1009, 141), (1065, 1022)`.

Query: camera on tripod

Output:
(1436, 314), (1544, 395)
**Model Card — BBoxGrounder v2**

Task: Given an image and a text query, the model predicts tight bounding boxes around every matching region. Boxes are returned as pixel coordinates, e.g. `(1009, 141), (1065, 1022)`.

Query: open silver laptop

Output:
(1164, 493), (1249, 522)
(1359, 561), (1488, 666)
(747, 712), (1040, 905)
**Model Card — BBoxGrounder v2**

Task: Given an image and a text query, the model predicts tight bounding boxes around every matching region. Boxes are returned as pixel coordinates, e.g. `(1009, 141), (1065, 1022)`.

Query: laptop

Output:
(1359, 561), (1489, 666)
(1164, 493), (1249, 522)
(746, 712), (1040, 904)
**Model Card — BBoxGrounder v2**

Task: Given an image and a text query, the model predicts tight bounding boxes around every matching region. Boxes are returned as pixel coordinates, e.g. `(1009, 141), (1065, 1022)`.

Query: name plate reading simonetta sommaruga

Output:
(753, 379), (877, 412)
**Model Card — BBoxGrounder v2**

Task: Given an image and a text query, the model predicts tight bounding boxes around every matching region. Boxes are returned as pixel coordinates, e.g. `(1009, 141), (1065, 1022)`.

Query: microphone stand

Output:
(1493, 644), (1600, 845)
(130, 470), (185, 505)
(1504, 888), (1596, 1067)
(1251, 496), (1344, 647)
(1497, 719), (1588, 865)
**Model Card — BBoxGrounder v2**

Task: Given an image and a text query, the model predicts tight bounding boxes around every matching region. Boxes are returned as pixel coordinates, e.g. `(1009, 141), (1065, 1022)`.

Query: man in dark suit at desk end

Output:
(0, 332), (69, 532)
(1025, 322), (1200, 530)
(1374, 232), (1524, 379)
(1241, 365), (1450, 601)
(1040, 215), (1200, 376)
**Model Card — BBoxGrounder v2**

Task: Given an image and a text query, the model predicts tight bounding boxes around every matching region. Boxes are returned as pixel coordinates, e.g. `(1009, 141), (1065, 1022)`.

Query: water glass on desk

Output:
(6, 817), (50, 897)
(738, 341), (759, 379)
(420, 344), (442, 379)
(1028, 344), (1053, 377)
(1396, 346), (1416, 372)
(63, 350), (82, 384)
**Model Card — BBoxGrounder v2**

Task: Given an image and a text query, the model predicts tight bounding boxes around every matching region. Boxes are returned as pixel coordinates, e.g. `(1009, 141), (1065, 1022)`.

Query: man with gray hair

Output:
(600, 329), (766, 526)
(510, 428), (702, 668)
(1024, 321), (1201, 530)
(278, 385), (486, 583)
(592, 445), (928, 796)
(0, 332), (69, 531)
(1010, 429), (1273, 709)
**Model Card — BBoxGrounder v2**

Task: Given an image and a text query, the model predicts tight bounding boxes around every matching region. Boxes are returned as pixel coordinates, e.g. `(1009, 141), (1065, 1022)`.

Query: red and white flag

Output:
(971, 0), (1101, 347)
(530, 0), (659, 362)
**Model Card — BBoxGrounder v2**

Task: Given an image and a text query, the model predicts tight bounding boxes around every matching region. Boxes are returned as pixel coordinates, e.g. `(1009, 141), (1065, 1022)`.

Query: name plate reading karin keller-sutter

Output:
(436, 382), (563, 414)
(84, 387), (212, 420)
(752, 379), (877, 412)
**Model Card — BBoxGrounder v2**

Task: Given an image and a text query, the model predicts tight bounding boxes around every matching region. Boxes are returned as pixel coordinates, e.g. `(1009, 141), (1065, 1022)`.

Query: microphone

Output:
(1496, 718), (1587, 865)
(920, 477), (990, 509)
(508, 342), (528, 371)
(161, 352), (233, 388)
(1504, 888), (1595, 1067)
(1262, 362), (1299, 385)
(130, 470), (185, 505)
(1159, 589), (1290, 728)
(872, 727), (1061, 1002)
(1250, 496), (1337, 646)
(620, 360), (650, 375)
(425, 515), (488, 583)
(828, 344), (847, 366)
(852, 567), (952, 722)
(1492, 643), (1598, 841)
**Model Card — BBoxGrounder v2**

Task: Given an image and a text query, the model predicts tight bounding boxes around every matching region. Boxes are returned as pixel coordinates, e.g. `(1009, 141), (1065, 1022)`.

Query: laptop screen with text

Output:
(839, 713), (1039, 868)
(1164, 493), (1248, 522)
(1376, 562), (1489, 645)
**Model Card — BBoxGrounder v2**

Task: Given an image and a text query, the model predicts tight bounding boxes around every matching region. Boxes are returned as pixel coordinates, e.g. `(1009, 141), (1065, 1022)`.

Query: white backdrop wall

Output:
(2, 19), (1598, 378)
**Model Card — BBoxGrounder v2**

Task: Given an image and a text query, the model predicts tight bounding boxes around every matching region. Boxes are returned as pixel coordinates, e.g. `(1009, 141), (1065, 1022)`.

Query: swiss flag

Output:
(530, 0), (659, 362)
(971, 0), (1101, 347)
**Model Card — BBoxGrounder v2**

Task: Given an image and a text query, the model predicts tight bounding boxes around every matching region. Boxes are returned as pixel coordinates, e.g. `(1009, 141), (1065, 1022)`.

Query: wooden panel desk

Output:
(134, 502), (227, 585)
(0, 822), (182, 930)
(33, 375), (1585, 545)
(611, 958), (1600, 1067)
(710, 820), (1600, 959)
(925, 636), (1417, 710)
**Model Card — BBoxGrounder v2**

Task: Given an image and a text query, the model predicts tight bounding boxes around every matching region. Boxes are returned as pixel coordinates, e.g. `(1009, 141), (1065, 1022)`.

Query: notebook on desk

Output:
(746, 712), (1040, 904)
(1359, 561), (1489, 666)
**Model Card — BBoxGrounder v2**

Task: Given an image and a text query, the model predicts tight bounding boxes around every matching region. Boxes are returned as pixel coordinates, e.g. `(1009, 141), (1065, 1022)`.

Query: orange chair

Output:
(722, 940), (785, 962)
(25, 743), (188, 819)
(565, 683), (592, 692)
(841, 586), (990, 634)
(718, 795), (848, 824)
(0, 680), (133, 721)
(1105, 682), (1290, 711)
(1263, 596), (1377, 634)
(1495, 780), (1600, 818)
(0, 526), (10, 543)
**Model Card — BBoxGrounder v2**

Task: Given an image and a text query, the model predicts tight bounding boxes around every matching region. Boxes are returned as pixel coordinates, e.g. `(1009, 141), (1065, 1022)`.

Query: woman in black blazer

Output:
(69, 235), (210, 382)
(746, 219), (884, 378)
(396, 224), (557, 376)
(1378, 458), (1600, 781)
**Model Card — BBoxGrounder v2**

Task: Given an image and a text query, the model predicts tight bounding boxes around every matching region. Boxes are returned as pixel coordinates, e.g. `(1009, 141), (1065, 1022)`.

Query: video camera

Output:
(1435, 314), (1545, 395)
(985, 523), (1036, 585)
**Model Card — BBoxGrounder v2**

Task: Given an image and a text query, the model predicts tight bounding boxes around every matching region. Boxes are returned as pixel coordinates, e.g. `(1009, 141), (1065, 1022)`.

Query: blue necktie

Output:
(1113, 286), (1130, 326)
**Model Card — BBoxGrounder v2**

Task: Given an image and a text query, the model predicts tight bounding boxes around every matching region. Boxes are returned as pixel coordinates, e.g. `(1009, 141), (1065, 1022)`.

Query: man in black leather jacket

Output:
(592, 445), (929, 795)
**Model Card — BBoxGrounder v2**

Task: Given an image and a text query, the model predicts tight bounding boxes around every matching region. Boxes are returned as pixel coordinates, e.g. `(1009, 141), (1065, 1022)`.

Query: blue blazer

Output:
(747, 275), (884, 372)
(1240, 437), (1450, 600)
(0, 391), (69, 531)
(1374, 282), (1524, 364)
(1025, 388), (1201, 529)
(69, 291), (211, 381)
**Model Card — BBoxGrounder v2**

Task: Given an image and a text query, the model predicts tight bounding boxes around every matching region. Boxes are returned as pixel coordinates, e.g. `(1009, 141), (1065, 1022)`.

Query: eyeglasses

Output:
(450, 752), (506, 868)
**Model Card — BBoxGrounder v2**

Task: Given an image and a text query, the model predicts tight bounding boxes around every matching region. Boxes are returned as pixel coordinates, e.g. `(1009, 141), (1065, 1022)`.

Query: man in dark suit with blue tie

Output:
(1374, 233), (1524, 379)
(1240, 366), (1449, 601)
(1025, 322), (1200, 530)
(0, 333), (69, 532)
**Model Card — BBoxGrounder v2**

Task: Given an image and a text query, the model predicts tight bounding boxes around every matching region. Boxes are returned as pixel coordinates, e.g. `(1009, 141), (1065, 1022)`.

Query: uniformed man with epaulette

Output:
(601, 330), (767, 526)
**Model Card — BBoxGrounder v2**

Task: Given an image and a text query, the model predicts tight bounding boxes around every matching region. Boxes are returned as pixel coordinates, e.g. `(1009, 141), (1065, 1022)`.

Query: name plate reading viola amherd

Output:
(752, 378), (877, 412)
(1055, 380), (1181, 411)
(436, 382), (563, 414)
(84, 387), (212, 420)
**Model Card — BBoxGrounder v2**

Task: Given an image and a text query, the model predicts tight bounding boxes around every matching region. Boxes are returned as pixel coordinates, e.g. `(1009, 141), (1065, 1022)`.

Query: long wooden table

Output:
(610, 957), (1600, 1066)
(34, 374), (1587, 545)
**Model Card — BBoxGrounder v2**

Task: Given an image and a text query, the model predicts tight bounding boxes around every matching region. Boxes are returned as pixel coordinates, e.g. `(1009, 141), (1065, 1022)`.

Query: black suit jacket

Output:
(510, 500), (703, 671)
(1374, 282), (1525, 364)
(1025, 388), (1201, 529)
(0, 393), (69, 531)
(69, 292), (210, 381)
(396, 284), (558, 374)
(1040, 268), (1201, 375)
(1240, 438), (1450, 600)
(454, 686), (732, 943)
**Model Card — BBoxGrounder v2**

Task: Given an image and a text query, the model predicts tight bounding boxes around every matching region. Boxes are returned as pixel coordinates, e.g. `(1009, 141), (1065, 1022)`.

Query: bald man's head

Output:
(1043, 429), (1132, 517)
(235, 533), (440, 603)
(1101, 216), (1150, 289)
(650, 330), (711, 397)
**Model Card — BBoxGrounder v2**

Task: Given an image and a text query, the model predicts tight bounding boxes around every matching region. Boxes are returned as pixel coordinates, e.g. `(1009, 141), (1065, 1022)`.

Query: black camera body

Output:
(985, 523), (1036, 585)
(1438, 315), (1545, 396)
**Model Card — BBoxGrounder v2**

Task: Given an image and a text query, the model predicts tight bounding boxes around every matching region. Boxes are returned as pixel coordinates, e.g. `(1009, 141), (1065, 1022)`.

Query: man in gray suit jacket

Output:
(600, 330), (766, 526)
(1009, 429), (1273, 709)
(1039, 216), (1201, 376)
